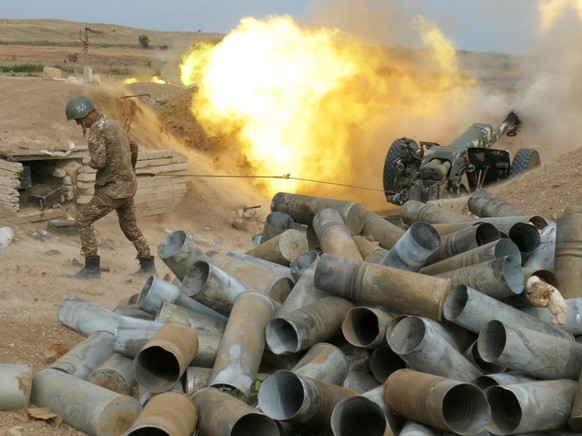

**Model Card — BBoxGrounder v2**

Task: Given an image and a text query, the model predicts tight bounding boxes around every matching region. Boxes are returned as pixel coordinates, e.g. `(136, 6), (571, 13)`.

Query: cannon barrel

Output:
(448, 111), (520, 150)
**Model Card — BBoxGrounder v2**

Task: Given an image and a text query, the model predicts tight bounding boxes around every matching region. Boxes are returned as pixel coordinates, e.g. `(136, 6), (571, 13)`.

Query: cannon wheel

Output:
(382, 138), (417, 202)
(509, 148), (541, 177)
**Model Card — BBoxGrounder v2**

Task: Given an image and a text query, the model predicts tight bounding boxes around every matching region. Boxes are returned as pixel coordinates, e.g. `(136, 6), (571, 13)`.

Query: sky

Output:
(1, 0), (541, 55)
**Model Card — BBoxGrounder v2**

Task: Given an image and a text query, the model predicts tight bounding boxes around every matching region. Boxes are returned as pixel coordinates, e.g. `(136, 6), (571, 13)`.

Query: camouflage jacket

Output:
(87, 113), (138, 199)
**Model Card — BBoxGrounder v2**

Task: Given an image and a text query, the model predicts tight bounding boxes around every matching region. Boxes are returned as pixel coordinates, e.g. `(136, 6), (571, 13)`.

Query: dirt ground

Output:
(2, 19), (582, 436)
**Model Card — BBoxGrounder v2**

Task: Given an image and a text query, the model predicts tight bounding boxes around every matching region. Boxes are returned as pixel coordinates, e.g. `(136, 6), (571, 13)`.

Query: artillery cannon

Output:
(382, 111), (541, 206)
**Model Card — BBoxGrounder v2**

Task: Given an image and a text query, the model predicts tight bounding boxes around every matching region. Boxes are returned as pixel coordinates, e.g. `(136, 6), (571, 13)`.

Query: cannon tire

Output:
(509, 148), (541, 177)
(382, 138), (418, 203)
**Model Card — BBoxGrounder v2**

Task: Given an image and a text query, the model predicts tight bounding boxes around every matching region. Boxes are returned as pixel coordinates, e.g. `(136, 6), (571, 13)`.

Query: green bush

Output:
(0, 63), (44, 73)
(138, 34), (150, 49)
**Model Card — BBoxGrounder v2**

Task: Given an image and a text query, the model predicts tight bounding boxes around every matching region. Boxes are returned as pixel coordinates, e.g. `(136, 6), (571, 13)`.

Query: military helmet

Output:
(65, 95), (96, 121)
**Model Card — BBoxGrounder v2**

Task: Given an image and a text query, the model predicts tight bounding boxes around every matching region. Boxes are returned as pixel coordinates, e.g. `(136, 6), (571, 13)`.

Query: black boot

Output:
(136, 256), (157, 275)
(70, 255), (101, 279)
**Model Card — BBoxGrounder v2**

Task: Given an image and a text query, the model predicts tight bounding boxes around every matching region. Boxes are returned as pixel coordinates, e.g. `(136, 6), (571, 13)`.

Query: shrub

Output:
(138, 34), (150, 49)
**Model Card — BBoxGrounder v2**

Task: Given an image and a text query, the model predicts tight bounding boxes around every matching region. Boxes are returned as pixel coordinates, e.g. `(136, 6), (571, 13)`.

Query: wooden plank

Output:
(0, 149), (88, 162)
(171, 154), (188, 164)
(137, 149), (175, 160)
(136, 157), (173, 169)
(134, 189), (187, 204)
(5, 207), (64, 224)
(135, 162), (189, 175)
(135, 184), (187, 198)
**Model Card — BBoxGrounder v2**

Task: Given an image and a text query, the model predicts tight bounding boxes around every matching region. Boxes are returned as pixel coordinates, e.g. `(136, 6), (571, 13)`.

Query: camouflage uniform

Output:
(76, 113), (151, 259)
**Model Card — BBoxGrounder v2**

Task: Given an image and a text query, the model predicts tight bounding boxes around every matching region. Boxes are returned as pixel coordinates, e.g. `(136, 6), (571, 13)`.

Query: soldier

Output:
(65, 95), (155, 279)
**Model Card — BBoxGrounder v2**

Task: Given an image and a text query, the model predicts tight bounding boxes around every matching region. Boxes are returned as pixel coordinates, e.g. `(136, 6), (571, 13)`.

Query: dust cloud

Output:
(137, 1), (582, 212)
(303, 0), (582, 166)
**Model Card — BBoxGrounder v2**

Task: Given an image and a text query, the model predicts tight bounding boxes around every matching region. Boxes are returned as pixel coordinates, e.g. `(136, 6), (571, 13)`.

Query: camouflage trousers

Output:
(75, 191), (151, 258)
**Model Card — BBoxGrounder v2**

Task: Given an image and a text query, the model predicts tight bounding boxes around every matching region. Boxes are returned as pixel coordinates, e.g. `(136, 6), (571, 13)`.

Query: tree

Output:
(138, 34), (150, 49)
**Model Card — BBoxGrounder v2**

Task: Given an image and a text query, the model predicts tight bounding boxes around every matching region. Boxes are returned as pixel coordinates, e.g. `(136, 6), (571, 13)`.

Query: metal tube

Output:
(313, 208), (363, 260)
(468, 189), (524, 217)
(463, 340), (506, 374)
(330, 388), (392, 436)
(227, 251), (294, 280)
(501, 267), (561, 309)
(31, 368), (142, 436)
(50, 331), (114, 379)
(360, 209), (405, 250)
(443, 284), (573, 340)
(113, 303), (154, 321)
(265, 296), (354, 354)
(58, 293), (120, 336)
(157, 230), (210, 281)
(155, 301), (226, 334)
(341, 343), (373, 372)
(258, 370), (356, 429)
(183, 367), (213, 396)
(466, 214), (548, 230)
(291, 342), (348, 385)
(477, 320), (582, 379)
(378, 221), (441, 271)
(138, 275), (227, 320)
(436, 256), (524, 299)
(506, 221), (541, 260)
(113, 317), (165, 358)
(270, 192), (368, 235)
(87, 353), (136, 396)
(387, 316), (483, 382)
(554, 206), (582, 298)
(383, 368), (490, 435)
(290, 250), (319, 281)
(400, 200), (474, 226)
(569, 368), (582, 431)
(125, 391), (197, 436)
(472, 371), (540, 390)
(279, 255), (329, 316)
(210, 291), (275, 395)
(431, 221), (480, 236)
(245, 228), (309, 266)
(183, 367), (269, 397)
(181, 260), (252, 316)
(424, 223), (501, 265)
(419, 238), (521, 276)
(369, 345), (406, 383)
(260, 211), (295, 243)
(352, 235), (389, 263)
(522, 298), (582, 335)
(314, 254), (451, 321)
(342, 306), (394, 349)
(399, 420), (441, 436)
(486, 379), (578, 435)
(134, 323), (199, 393)
(191, 332), (222, 368)
(422, 317), (477, 352)
(206, 252), (293, 303)
(524, 221), (556, 270)
(0, 364), (32, 410)
(112, 317), (220, 368)
(194, 386), (279, 435)
(342, 370), (381, 394)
